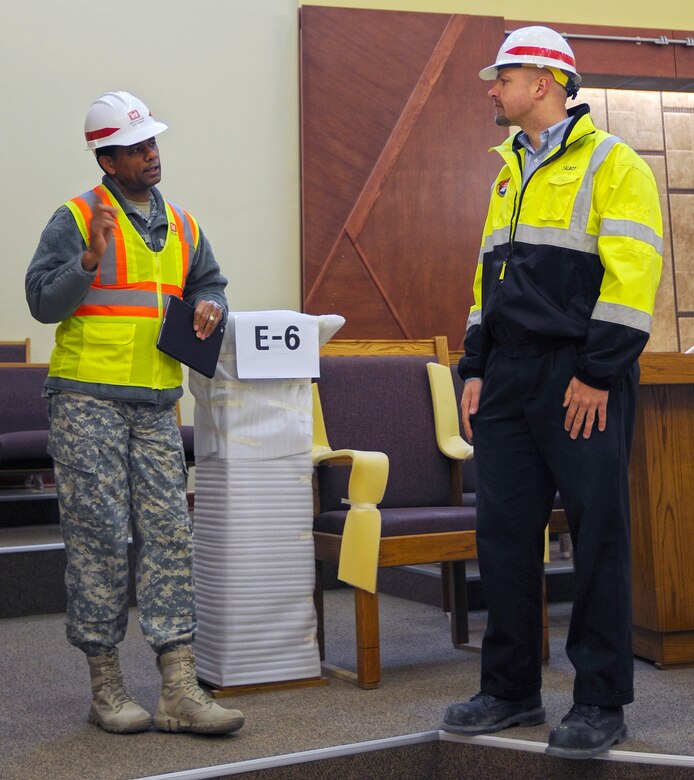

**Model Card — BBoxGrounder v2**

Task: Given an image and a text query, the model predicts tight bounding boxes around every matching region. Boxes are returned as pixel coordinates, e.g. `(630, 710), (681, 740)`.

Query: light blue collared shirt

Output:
(518, 115), (573, 186)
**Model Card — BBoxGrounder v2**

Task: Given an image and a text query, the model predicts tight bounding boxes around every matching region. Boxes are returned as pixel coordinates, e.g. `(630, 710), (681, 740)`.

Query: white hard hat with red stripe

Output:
(479, 26), (581, 95)
(84, 91), (168, 151)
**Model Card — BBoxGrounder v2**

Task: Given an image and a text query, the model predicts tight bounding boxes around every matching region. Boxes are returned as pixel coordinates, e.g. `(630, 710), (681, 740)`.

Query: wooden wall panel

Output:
(300, 7), (506, 349)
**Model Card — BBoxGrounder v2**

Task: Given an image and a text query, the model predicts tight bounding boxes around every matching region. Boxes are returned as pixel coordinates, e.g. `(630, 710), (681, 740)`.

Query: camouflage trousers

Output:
(47, 392), (196, 654)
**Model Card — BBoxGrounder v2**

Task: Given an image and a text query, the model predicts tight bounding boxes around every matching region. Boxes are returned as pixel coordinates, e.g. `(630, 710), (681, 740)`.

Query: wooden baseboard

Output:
(206, 675), (329, 698)
(633, 626), (694, 667)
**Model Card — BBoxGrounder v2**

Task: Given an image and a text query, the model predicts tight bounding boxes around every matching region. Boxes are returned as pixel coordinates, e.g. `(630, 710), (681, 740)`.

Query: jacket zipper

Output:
(499, 139), (575, 281)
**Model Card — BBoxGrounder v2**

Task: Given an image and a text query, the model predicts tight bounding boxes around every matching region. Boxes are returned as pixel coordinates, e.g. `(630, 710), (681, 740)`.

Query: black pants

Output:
(473, 343), (636, 707)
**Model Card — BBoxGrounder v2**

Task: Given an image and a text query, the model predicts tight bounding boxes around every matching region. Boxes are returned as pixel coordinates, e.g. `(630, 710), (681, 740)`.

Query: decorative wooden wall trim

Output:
(300, 7), (506, 348)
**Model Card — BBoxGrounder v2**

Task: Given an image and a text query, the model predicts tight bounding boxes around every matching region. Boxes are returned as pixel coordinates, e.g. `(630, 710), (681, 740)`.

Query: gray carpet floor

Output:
(1, 591), (693, 780)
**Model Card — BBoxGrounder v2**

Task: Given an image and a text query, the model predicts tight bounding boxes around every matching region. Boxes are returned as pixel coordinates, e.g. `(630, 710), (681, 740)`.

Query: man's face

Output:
(486, 67), (539, 128)
(101, 137), (161, 201)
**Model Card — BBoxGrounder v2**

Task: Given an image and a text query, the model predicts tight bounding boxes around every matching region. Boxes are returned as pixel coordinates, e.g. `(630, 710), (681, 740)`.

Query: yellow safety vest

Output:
(49, 184), (199, 389)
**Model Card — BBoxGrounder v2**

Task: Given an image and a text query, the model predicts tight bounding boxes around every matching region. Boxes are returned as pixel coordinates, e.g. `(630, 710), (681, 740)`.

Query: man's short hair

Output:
(95, 145), (119, 162)
(94, 145), (121, 173)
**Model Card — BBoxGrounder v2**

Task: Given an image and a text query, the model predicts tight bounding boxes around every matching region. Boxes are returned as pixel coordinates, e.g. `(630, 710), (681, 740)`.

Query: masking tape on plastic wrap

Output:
(190, 312), (344, 461)
(191, 376), (313, 460)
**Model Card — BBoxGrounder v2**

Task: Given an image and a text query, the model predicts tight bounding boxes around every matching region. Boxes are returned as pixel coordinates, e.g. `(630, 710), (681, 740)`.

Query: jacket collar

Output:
(101, 175), (169, 232)
(494, 102), (596, 158)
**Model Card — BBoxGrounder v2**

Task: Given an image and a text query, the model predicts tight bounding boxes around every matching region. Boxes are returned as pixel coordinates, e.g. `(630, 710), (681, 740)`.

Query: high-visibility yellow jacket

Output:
(460, 103), (663, 390)
(48, 184), (199, 389)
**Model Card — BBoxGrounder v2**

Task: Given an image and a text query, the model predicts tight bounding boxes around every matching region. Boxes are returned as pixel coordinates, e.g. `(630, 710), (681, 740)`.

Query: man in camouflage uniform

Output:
(26, 91), (243, 735)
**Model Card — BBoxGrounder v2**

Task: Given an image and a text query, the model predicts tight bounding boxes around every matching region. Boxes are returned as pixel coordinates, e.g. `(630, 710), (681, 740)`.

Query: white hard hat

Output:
(479, 26), (581, 93)
(84, 91), (168, 151)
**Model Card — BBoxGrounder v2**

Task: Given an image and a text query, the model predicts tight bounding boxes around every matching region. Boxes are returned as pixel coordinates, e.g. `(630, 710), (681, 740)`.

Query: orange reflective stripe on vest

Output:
(65, 185), (194, 317)
(168, 202), (197, 284)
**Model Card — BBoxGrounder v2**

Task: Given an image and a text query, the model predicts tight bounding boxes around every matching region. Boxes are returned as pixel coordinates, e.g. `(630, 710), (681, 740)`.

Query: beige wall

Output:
(300, 0), (693, 30)
(3, 1), (693, 422)
(1, 0), (299, 422)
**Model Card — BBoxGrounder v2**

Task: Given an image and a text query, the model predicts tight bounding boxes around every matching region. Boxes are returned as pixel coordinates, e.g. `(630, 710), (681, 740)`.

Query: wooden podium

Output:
(630, 352), (694, 667)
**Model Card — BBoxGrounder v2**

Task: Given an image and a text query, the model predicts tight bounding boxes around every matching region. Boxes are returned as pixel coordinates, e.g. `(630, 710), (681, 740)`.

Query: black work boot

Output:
(441, 692), (545, 735)
(546, 703), (627, 759)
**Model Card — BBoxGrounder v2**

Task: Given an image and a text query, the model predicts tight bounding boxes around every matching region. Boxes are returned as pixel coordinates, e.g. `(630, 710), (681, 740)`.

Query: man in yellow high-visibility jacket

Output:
(26, 92), (243, 737)
(440, 28), (662, 759)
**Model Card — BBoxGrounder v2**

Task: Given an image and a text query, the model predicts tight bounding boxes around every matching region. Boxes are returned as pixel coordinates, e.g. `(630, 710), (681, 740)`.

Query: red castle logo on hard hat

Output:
(497, 178), (510, 197)
(128, 109), (142, 121)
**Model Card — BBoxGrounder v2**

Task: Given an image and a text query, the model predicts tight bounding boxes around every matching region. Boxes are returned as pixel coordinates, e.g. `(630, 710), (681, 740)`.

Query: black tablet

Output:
(156, 296), (224, 378)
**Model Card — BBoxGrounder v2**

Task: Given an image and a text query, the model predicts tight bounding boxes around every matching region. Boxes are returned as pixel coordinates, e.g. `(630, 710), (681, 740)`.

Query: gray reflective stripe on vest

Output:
(466, 309), (482, 329)
(80, 288), (160, 308)
(514, 223), (599, 254)
(99, 243), (119, 285)
(600, 218), (663, 255)
(582, 137), (663, 255)
(591, 300), (652, 333)
(168, 201), (196, 249)
(570, 135), (621, 233)
(481, 225), (511, 257)
(77, 190), (119, 285)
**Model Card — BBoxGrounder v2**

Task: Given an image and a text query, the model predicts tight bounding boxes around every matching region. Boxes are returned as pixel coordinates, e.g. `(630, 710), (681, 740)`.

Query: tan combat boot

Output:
(153, 645), (244, 735)
(87, 648), (152, 733)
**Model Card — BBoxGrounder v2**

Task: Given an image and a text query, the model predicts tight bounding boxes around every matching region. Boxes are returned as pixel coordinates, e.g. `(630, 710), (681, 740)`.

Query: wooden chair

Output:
(312, 337), (479, 688)
(0, 338), (31, 363)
